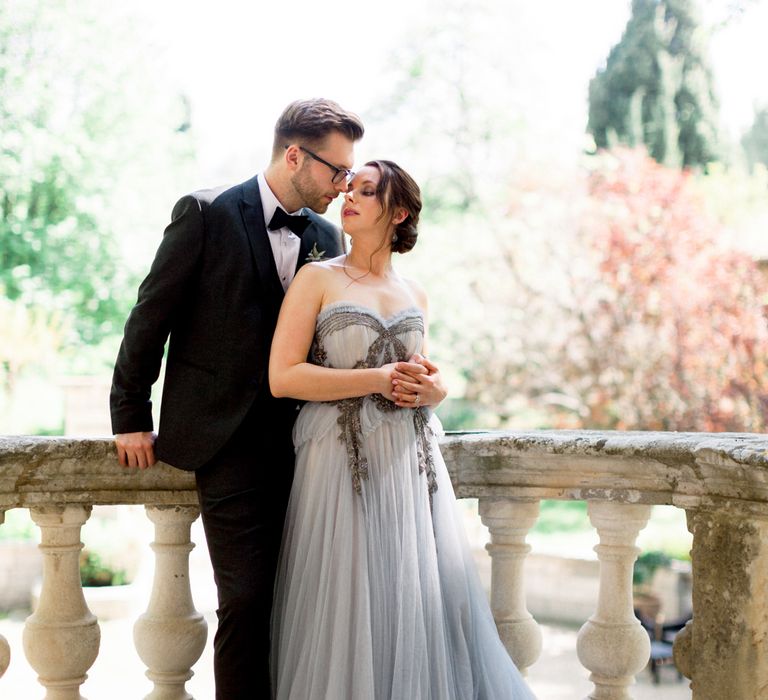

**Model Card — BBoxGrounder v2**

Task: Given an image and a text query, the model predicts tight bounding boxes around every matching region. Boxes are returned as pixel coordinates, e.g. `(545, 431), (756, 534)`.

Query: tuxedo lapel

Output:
(238, 175), (284, 301)
(294, 210), (330, 273)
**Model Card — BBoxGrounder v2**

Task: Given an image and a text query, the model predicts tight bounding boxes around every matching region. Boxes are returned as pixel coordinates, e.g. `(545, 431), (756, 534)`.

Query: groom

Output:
(111, 98), (445, 698)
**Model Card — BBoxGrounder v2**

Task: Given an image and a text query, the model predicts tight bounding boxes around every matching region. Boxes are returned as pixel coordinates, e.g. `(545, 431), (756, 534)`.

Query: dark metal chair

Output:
(634, 609), (691, 684)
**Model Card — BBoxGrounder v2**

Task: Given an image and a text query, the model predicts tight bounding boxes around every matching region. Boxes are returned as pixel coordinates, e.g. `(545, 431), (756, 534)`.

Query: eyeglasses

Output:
(290, 145), (355, 185)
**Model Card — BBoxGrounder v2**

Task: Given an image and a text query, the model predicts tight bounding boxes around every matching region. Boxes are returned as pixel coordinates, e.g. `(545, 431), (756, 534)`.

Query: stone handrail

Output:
(6, 429), (768, 506)
(3, 430), (768, 699)
(0, 437), (196, 509)
(442, 429), (768, 511)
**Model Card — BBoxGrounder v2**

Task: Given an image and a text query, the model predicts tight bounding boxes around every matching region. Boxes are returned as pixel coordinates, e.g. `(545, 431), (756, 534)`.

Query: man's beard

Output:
(291, 163), (332, 213)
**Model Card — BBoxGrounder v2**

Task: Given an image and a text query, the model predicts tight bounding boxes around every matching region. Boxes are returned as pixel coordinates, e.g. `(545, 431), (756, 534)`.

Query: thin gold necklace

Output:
(342, 253), (370, 285)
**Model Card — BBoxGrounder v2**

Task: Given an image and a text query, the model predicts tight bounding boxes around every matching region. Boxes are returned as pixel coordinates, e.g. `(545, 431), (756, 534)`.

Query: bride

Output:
(268, 159), (536, 699)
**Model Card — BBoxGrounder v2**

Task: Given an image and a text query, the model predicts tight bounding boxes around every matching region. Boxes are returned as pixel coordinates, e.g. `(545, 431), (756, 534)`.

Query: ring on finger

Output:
(414, 394), (421, 405)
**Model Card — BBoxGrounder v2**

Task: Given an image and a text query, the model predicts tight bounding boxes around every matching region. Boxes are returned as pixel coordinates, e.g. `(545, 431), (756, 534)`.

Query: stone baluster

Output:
(576, 501), (651, 700)
(0, 628), (8, 681)
(23, 505), (100, 699)
(134, 505), (207, 700)
(671, 510), (694, 686)
(674, 508), (768, 698)
(478, 498), (542, 675)
(0, 510), (9, 680)
(671, 619), (692, 682)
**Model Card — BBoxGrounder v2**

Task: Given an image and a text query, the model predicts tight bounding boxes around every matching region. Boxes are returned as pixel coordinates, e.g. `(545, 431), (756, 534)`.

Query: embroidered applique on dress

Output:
(310, 305), (438, 503)
(270, 302), (537, 700)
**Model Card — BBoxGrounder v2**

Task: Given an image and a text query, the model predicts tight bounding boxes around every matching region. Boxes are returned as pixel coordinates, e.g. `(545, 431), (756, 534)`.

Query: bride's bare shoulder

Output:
(401, 276), (429, 310)
(297, 256), (341, 277)
(291, 256), (349, 303)
(318, 254), (347, 268)
(299, 255), (346, 274)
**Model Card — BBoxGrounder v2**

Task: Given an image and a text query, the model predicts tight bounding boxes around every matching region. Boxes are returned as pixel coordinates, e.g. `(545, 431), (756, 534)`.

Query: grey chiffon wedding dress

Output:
(270, 302), (536, 700)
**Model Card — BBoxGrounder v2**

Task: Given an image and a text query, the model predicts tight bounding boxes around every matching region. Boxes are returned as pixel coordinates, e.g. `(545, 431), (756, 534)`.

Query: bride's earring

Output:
(392, 232), (398, 242)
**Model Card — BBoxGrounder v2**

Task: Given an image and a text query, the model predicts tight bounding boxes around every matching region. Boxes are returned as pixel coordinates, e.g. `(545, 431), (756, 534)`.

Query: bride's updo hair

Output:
(365, 160), (421, 254)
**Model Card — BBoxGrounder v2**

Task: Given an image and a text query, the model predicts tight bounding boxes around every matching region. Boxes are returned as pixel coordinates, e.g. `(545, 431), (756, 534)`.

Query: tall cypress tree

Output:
(587, 0), (720, 169)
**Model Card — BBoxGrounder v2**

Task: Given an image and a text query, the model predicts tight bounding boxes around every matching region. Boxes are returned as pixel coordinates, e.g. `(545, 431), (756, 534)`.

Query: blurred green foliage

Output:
(0, 509), (37, 542)
(79, 549), (128, 587)
(1, 1), (194, 428)
(528, 503), (691, 563)
(435, 398), (482, 431)
(633, 550), (672, 586)
(2, 0), (766, 443)
(0, 0), (192, 347)
(588, 0), (720, 168)
(531, 501), (591, 535)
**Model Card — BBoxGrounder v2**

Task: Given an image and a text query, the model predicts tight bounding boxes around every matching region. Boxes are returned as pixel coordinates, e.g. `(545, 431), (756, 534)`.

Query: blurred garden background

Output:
(1, 0), (768, 694)
(3, 0), (767, 438)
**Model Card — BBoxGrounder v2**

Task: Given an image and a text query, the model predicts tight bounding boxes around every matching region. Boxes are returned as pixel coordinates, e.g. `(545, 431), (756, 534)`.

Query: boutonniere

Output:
(305, 242), (327, 262)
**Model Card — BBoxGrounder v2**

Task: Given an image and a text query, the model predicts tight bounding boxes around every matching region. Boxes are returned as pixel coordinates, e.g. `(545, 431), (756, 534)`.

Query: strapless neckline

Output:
(317, 301), (423, 328)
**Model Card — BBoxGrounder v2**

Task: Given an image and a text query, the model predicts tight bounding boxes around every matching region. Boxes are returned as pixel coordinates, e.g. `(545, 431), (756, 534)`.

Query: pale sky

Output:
(130, 0), (767, 186)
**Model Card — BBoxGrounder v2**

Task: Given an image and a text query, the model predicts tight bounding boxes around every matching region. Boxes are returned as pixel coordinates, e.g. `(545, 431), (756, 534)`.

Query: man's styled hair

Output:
(272, 98), (364, 159)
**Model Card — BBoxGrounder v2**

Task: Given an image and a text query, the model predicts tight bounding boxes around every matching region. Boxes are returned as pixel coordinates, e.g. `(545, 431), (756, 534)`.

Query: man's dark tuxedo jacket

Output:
(110, 174), (343, 471)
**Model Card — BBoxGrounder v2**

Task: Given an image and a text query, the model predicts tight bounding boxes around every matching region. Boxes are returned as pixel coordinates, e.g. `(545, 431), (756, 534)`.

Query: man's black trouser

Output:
(195, 399), (296, 700)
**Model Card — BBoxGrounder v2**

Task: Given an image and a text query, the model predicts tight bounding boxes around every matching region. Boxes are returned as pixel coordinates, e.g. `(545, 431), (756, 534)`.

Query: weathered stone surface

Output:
(4, 431), (768, 512)
(4, 431), (768, 698)
(0, 632), (9, 679)
(441, 430), (768, 514)
(684, 509), (768, 699)
(0, 437), (196, 509)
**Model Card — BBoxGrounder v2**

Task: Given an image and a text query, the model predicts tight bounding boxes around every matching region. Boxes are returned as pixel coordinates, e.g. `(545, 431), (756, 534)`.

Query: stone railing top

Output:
(2, 430), (768, 513)
(441, 429), (768, 514)
(0, 436), (196, 509)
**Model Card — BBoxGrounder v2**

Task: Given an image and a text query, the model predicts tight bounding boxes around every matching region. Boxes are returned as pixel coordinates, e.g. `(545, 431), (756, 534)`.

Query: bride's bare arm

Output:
(269, 265), (396, 402)
(390, 281), (448, 408)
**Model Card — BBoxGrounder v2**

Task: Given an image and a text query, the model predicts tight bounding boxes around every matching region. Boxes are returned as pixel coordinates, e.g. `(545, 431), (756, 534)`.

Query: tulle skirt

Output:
(270, 400), (536, 699)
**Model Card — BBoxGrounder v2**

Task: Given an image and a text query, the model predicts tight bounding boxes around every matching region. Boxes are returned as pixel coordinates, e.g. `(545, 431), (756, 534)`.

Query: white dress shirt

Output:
(257, 173), (303, 292)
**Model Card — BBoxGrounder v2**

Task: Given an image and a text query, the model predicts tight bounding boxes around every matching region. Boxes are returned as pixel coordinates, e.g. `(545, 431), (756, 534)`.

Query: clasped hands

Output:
(117, 354), (446, 470)
(385, 353), (447, 409)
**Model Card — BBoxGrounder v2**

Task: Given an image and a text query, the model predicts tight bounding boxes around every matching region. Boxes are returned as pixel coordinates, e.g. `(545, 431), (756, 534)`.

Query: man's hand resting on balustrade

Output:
(390, 353), (447, 409)
(115, 431), (157, 469)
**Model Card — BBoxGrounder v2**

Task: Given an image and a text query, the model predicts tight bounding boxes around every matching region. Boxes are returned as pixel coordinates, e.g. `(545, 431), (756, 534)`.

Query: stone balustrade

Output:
(2, 430), (768, 699)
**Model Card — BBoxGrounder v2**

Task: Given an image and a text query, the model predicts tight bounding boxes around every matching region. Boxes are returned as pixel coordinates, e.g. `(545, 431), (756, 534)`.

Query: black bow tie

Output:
(268, 207), (310, 237)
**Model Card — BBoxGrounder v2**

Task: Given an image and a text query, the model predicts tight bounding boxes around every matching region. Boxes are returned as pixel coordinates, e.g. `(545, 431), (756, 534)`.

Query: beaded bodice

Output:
(309, 302), (438, 501)
(311, 302), (425, 370)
